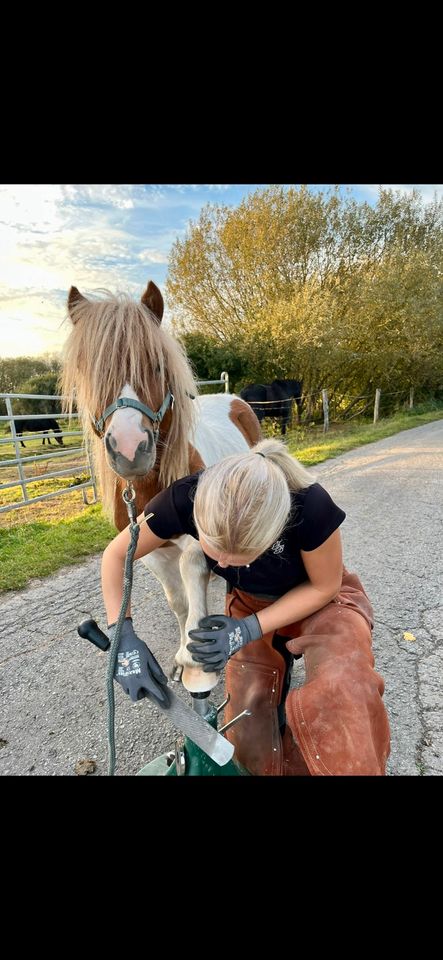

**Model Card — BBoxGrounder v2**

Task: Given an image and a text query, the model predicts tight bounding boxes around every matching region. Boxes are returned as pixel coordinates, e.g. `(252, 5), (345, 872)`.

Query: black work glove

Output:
(108, 618), (170, 708)
(187, 613), (262, 672)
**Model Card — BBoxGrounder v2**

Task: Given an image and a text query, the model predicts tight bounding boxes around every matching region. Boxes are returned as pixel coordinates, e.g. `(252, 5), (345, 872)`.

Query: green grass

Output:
(0, 473), (90, 506)
(0, 504), (116, 591)
(1, 403), (442, 592)
(286, 405), (443, 467)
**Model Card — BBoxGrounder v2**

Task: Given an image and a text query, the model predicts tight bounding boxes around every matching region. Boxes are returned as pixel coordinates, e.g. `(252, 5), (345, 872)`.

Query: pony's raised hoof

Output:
(181, 665), (219, 694)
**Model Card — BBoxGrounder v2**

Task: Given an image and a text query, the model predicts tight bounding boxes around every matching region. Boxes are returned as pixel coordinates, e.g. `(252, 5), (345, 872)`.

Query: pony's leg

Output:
(178, 539), (219, 694)
(139, 538), (216, 693)
(281, 404), (290, 436)
(139, 542), (189, 648)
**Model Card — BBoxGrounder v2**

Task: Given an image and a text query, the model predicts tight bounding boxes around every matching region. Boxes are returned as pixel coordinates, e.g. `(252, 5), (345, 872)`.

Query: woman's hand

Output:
(187, 613), (262, 671)
(109, 618), (170, 708)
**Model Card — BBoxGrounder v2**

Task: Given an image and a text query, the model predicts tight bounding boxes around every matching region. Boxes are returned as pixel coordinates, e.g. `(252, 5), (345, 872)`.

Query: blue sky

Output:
(0, 183), (441, 358)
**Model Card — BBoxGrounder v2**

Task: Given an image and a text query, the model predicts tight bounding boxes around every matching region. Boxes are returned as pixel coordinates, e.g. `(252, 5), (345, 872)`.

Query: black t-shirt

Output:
(144, 473), (346, 598)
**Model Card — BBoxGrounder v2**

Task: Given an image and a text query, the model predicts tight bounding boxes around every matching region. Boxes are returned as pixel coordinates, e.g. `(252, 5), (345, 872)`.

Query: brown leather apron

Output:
(223, 569), (390, 776)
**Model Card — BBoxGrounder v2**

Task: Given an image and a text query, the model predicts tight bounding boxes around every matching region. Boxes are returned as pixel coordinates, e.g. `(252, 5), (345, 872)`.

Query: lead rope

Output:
(106, 483), (142, 777)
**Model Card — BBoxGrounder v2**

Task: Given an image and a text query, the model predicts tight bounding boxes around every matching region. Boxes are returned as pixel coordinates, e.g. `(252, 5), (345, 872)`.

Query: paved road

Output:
(1, 420), (442, 776)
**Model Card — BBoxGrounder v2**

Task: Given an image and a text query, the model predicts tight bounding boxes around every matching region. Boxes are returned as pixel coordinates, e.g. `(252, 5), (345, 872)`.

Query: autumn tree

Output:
(167, 185), (443, 406)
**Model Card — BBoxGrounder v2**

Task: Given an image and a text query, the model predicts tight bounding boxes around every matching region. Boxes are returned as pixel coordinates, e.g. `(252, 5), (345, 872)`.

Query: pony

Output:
(240, 379), (303, 435)
(61, 280), (261, 693)
(13, 417), (64, 448)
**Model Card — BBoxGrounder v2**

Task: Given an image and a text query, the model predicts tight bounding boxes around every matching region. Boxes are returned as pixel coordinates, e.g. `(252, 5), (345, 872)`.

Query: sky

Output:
(0, 183), (441, 359)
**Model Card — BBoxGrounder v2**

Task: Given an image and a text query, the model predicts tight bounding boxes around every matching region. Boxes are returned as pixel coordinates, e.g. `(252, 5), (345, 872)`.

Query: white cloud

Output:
(60, 184), (225, 211)
(161, 184), (232, 192)
(0, 295), (67, 358)
(61, 184), (139, 209)
(0, 186), (154, 355)
(137, 248), (169, 264)
(0, 222), (138, 294)
(0, 184), (65, 229)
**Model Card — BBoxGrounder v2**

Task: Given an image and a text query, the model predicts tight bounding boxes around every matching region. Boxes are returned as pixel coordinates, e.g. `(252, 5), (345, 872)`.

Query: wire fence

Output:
(243, 384), (419, 435)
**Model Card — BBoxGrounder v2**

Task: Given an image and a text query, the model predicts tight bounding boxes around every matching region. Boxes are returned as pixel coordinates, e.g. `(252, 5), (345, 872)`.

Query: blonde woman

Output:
(101, 439), (390, 776)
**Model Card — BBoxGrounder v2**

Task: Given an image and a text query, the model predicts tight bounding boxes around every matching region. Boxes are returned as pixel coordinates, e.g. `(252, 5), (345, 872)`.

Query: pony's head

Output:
(61, 280), (197, 513)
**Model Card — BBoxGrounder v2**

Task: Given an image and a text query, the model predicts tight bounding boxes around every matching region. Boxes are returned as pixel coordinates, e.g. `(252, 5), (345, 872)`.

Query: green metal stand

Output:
(137, 701), (250, 776)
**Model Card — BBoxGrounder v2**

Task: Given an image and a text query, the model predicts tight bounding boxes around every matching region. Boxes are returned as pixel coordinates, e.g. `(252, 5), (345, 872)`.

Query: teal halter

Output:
(93, 390), (174, 439)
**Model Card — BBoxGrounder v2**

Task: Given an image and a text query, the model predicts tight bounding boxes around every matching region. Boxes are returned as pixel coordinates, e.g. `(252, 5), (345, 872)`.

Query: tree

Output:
(168, 186), (345, 340)
(14, 372), (61, 414)
(0, 356), (59, 416)
(179, 331), (248, 392)
(167, 185), (443, 406)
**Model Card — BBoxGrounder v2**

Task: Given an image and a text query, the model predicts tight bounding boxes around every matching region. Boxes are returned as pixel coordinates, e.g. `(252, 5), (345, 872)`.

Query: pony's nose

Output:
(134, 435), (155, 464)
(105, 427), (154, 464)
(105, 432), (156, 478)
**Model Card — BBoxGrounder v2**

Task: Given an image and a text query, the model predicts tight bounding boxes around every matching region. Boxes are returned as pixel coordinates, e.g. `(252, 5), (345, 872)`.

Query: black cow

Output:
(13, 418), (65, 448)
(240, 379), (303, 436)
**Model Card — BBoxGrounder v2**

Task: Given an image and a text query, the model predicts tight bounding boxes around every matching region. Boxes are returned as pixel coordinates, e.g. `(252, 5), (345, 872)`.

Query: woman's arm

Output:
(187, 530), (344, 671)
(101, 513), (167, 625)
(256, 529), (343, 635)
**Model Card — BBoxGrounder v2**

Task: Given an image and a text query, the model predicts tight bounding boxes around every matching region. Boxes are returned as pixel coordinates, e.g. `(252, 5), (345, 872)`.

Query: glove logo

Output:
(117, 648), (142, 677)
(228, 626), (243, 655)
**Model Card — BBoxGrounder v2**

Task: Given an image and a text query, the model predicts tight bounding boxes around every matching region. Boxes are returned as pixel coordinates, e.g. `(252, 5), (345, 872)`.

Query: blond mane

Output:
(60, 290), (198, 515)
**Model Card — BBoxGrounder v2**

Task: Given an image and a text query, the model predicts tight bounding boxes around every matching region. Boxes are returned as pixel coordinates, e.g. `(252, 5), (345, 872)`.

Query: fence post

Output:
(220, 371), (229, 393)
(6, 397), (29, 503)
(305, 393), (313, 422)
(322, 389), (329, 433)
(83, 438), (98, 505)
(409, 387), (414, 410)
(373, 388), (381, 424)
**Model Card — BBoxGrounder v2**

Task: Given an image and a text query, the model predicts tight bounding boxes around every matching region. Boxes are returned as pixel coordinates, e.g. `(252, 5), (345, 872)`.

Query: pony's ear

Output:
(141, 281), (164, 324)
(67, 286), (88, 321)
